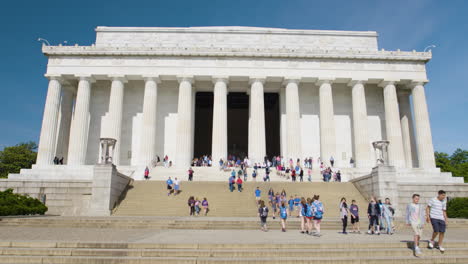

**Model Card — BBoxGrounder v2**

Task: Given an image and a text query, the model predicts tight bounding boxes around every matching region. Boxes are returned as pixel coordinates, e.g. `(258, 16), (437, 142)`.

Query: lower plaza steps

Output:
(1, 241), (468, 263)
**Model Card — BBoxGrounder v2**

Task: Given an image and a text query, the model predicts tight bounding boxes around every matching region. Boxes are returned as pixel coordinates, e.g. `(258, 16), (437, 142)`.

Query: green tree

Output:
(0, 142), (37, 178)
(435, 149), (468, 183)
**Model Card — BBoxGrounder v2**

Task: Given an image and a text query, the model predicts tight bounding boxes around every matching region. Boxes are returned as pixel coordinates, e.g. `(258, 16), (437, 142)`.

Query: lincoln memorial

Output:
(3, 26), (467, 216)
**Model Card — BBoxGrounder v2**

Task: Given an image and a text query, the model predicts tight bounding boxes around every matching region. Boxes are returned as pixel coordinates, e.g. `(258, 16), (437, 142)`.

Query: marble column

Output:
(317, 79), (336, 166)
(398, 90), (417, 168)
(380, 81), (405, 168)
(211, 77), (228, 165)
(68, 76), (94, 165)
(248, 77), (266, 164)
(411, 81), (436, 168)
(349, 80), (371, 168)
(175, 76), (194, 168)
(284, 78), (302, 160)
(106, 76), (126, 165)
(139, 76), (160, 166)
(36, 77), (63, 165)
(55, 87), (74, 164)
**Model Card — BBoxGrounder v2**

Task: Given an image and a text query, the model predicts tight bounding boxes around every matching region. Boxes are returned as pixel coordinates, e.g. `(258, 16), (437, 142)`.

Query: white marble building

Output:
(24, 26), (449, 180)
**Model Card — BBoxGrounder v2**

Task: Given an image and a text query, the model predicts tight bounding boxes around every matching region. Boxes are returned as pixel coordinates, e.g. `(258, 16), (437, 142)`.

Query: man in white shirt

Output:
(426, 190), (448, 252)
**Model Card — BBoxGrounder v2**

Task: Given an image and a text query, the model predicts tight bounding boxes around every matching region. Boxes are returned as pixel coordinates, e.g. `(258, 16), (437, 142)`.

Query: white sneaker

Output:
(415, 247), (422, 255)
(428, 241), (434, 249)
(367, 230), (372, 235)
(438, 246), (445, 252)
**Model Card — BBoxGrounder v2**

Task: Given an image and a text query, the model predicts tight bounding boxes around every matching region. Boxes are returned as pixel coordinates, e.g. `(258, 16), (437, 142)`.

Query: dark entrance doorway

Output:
(193, 92), (213, 158)
(264, 93), (280, 158)
(193, 92), (280, 160)
(227, 93), (249, 158)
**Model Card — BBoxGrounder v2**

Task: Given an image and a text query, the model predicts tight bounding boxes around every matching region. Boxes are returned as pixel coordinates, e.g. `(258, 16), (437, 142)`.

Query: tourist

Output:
(243, 168), (248, 181)
(268, 188), (274, 204)
(228, 175), (235, 192)
(285, 167), (290, 180)
(299, 168), (304, 182)
(230, 169), (236, 178)
(288, 196), (294, 216)
(53, 156), (59, 165)
(350, 200), (360, 233)
(367, 197), (381, 235)
(194, 197), (201, 216)
(312, 195), (324, 237)
(406, 194), (425, 256)
(427, 190), (448, 252)
(166, 177), (173, 196)
(144, 166), (150, 180)
(291, 169), (296, 182)
(378, 199), (385, 232)
(258, 200), (269, 232)
(382, 198), (395, 235)
(350, 157), (355, 168)
(336, 170), (341, 182)
(307, 168), (312, 182)
(330, 156), (334, 167)
(59, 157), (64, 165)
(294, 195), (301, 217)
(271, 192), (279, 219)
(173, 177), (180, 195)
(252, 169), (257, 181)
(299, 198), (307, 234)
(164, 155), (169, 168)
(281, 189), (286, 197)
(202, 198), (209, 216)
(236, 176), (243, 192)
(340, 197), (349, 234)
(279, 201), (289, 232)
(188, 167), (194, 181)
(255, 187), (261, 205)
(188, 196), (195, 216)
(305, 198), (314, 235)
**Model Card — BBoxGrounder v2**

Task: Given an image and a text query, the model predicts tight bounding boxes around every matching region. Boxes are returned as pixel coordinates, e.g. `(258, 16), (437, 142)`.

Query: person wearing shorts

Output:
(202, 198), (209, 216)
(305, 198), (314, 235)
(350, 200), (360, 233)
(367, 197), (381, 235)
(288, 196), (294, 216)
(166, 177), (173, 196)
(279, 202), (289, 232)
(427, 190), (448, 252)
(173, 177), (180, 195)
(312, 195), (324, 237)
(255, 187), (261, 205)
(406, 194), (425, 256)
(258, 200), (269, 232)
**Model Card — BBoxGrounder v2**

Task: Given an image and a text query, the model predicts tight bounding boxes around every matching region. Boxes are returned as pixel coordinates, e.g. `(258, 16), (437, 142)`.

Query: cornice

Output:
(43, 46), (431, 62)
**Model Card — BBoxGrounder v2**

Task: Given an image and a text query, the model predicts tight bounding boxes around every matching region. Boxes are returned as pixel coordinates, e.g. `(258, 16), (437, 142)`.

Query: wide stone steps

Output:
(2, 216), (468, 230)
(113, 181), (368, 218)
(0, 242), (467, 264)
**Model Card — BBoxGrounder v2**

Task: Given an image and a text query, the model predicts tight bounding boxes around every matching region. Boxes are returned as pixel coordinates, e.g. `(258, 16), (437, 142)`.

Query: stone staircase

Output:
(112, 181), (369, 218)
(1, 241), (468, 263)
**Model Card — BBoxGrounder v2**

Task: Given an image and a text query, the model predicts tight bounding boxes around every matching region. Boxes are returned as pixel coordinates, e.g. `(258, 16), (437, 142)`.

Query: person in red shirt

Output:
(236, 176), (243, 192)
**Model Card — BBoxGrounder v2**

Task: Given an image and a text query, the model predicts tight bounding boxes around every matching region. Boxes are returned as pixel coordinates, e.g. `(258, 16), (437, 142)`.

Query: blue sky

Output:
(0, 0), (466, 153)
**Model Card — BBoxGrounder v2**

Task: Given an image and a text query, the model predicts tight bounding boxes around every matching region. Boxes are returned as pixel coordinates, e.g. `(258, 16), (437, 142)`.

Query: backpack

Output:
(280, 207), (288, 218)
(306, 204), (313, 217)
(261, 207), (268, 217)
(314, 202), (323, 219)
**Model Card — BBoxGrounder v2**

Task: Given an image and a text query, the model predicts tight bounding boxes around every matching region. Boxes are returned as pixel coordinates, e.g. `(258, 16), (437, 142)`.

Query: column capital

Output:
(44, 74), (64, 82)
(212, 76), (229, 84)
(177, 75), (194, 84)
(408, 80), (428, 88)
(282, 77), (301, 86)
(249, 76), (266, 85)
(75, 75), (96, 83)
(347, 79), (367, 87)
(315, 78), (335, 86)
(108, 75), (128, 83)
(378, 80), (399, 88)
(142, 75), (161, 83)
